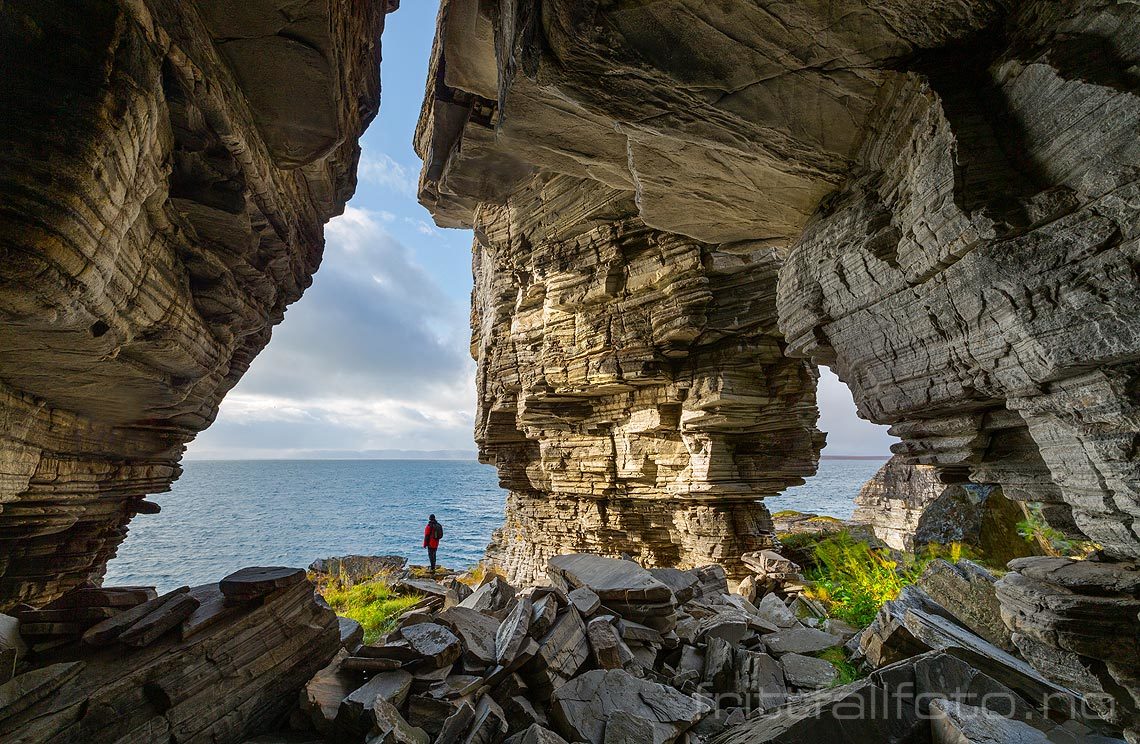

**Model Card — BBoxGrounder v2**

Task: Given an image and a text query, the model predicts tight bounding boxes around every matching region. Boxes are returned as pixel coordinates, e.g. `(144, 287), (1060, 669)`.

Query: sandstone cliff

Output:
(0, 0), (390, 608)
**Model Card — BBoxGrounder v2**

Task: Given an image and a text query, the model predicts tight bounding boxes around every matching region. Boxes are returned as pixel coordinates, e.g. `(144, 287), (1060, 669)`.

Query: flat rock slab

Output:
(568, 587), (601, 616)
(763, 627), (842, 656)
(181, 584), (242, 640)
(547, 555), (673, 604)
(647, 568), (699, 604)
(396, 577), (449, 599)
(119, 593), (201, 647)
(43, 587), (156, 610)
(551, 668), (711, 744)
(342, 656), (403, 673)
(220, 567), (306, 602)
(436, 607), (500, 667)
(400, 623), (462, 668)
(82, 586), (190, 646)
(0, 661), (83, 724)
(929, 699), (1050, 743)
(781, 652), (838, 689)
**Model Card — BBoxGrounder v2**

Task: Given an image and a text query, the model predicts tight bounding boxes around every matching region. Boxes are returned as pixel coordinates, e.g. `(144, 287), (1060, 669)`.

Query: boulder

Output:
(688, 565), (729, 600)
(395, 577), (450, 600)
(338, 670), (414, 737)
(465, 695), (509, 744)
(754, 594), (798, 629)
(703, 637), (787, 710)
(437, 607), (501, 670)
(780, 653), (838, 690)
(310, 555), (407, 584)
(918, 559), (1013, 652)
(929, 699), (1051, 744)
(711, 678), (923, 744)
(435, 702), (476, 744)
(219, 567), (307, 603)
(340, 617), (365, 649)
(530, 595), (559, 638)
(550, 669), (711, 744)
(505, 724), (569, 744)
(459, 577), (517, 617)
(496, 598), (533, 666)
(567, 588), (601, 616)
(300, 650), (356, 735)
(586, 617), (635, 671)
(523, 609), (589, 698)
(369, 698), (430, 744)
(762, 627), (842, 656)
(400, 623), (463, 669)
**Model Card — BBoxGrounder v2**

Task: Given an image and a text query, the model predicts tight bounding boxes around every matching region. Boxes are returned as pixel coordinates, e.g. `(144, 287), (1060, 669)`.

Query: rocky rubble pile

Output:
(294, 553), (859, 744)
(290, 550), (1132, 744)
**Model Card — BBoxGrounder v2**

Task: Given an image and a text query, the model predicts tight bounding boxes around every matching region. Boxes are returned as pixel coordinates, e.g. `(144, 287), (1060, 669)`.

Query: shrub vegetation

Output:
(319, 579), (421, 643)
(802, 531), (930, 628)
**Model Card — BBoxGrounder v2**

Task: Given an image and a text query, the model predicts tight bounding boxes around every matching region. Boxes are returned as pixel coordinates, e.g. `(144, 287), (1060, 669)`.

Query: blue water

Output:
(104, 458), (884, 591)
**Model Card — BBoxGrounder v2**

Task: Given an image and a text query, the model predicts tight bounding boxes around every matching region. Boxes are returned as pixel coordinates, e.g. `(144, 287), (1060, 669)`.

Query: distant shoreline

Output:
(183, 453), (892, 462)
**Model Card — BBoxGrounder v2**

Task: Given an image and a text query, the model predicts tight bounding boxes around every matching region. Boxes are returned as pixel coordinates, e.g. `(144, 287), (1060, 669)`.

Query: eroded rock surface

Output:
(417, 0), (1140, 579)
(0, 0), (390, 608)
(416, 4), (1140, 726)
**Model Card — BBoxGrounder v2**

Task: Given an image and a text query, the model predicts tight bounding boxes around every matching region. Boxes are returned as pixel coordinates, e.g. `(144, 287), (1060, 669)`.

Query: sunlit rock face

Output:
(0, 0), (389, 608)
(471, 176), (823, 581)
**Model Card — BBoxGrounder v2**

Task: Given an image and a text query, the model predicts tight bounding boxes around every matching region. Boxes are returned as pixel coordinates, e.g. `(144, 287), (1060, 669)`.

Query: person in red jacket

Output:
(423, 514), (443, 574)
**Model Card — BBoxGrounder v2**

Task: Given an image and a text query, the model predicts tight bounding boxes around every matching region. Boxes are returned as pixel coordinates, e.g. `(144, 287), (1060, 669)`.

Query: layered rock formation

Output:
(418, 0), (1140, 727)
(776, 3), (1140, 557)
(471, 176), (823, 581)
(854, 456), (1039, 564)
(0, 0), (390, 607)
(1, 569), (341, 742)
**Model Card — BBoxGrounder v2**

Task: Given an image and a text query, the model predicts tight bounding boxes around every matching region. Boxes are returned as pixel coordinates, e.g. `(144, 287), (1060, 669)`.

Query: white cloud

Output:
(358, 153), (417, 196)
(187, 206), (476, 458)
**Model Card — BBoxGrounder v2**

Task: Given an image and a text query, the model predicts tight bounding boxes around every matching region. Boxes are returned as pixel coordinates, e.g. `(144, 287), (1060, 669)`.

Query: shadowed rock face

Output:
(416, 0), (1140, 724)
(0, 0), (390, 608)
(777, 5), (1140, 558)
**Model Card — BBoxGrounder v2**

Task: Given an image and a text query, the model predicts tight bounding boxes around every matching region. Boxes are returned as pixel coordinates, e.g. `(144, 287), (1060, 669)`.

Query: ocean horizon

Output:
(104, 457), (886, 592)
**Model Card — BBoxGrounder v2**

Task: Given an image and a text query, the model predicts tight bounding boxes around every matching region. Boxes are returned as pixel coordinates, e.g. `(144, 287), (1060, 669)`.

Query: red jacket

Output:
(424, 521), (441, 549)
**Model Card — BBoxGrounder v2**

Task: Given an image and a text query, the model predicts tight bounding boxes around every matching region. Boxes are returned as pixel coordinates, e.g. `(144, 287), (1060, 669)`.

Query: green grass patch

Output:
(803, 531), (930, 628)
(815, 647), (861, 686)
(1016, 503), (1100, 559)
(320, 579), (422, 643)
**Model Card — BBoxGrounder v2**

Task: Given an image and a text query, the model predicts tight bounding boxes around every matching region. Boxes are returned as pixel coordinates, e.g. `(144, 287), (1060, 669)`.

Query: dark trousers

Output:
(427, 547), (437, 571)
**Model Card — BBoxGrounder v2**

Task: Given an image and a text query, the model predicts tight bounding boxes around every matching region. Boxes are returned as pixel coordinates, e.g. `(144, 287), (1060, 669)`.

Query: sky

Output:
(185, 2), (897, 460)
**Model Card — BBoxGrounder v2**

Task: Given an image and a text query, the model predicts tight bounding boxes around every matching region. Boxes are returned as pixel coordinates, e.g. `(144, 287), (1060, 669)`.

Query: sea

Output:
(103, 458), (885, 592)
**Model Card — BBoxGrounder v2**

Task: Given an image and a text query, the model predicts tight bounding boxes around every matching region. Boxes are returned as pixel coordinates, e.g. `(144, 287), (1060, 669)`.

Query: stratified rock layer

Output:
(468, 176), (823, 582)
(776, 3), (1140, 559)
(0, 1), (388, 607)
(418, 0), (1140, 726)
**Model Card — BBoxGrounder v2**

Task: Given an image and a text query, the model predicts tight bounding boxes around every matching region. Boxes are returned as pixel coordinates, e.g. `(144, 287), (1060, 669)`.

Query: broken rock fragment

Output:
(550, 668), (711, 744)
